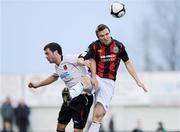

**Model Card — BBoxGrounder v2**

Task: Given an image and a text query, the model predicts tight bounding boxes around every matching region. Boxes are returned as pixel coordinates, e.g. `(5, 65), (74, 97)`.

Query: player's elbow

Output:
(125, 59), (131, 65)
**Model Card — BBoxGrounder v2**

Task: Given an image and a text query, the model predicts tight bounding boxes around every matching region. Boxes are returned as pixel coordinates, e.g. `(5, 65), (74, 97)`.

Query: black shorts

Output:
(58, 94), (93, 129)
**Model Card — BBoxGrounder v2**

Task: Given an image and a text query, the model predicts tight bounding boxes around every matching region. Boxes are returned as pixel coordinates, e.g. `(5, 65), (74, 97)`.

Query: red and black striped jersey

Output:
(80, 38), (129, 81)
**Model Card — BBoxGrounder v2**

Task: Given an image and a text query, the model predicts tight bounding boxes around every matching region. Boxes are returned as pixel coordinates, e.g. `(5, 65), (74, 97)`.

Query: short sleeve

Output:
(53, 73), (59, 78)
(120, 45), (129, 62)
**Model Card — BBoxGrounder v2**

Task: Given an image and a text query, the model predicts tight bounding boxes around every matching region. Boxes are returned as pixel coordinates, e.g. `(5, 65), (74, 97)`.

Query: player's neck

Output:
(55, 58), (61, 66)
(54, 54), (62, 66)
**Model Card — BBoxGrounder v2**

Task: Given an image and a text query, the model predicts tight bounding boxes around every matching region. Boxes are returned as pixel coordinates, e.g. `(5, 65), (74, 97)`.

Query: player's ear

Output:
(54, 50), (63, 60)
(54, 50), (58, 55)
(54, 50), (60, 58)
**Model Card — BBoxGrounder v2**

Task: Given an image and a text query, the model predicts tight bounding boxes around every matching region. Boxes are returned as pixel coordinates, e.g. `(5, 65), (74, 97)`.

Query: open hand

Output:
(136, 81), (148, 92)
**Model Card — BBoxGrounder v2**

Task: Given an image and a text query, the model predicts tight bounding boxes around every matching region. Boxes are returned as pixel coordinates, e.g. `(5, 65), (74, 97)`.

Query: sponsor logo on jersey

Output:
(100, 54), (115, 59)
(100, 54), (116, 62)
(60, 72), (73, 82)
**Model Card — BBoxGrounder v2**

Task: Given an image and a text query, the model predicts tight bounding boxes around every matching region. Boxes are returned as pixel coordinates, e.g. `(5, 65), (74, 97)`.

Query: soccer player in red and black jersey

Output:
(78, 24), (148, 132)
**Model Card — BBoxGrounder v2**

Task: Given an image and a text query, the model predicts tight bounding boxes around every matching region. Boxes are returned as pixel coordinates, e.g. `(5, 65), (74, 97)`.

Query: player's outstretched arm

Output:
(28, 75), (58, 89)
(124, 60), (148, 92)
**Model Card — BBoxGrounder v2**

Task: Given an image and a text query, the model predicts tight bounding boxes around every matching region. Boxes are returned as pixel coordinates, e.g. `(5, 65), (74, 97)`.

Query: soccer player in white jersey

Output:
(28, 42), (98, 132)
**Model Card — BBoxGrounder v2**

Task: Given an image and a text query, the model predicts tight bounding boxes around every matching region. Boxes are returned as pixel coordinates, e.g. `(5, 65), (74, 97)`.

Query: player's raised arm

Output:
(124, 60), (148, 92)
(28, 74), (59, 89)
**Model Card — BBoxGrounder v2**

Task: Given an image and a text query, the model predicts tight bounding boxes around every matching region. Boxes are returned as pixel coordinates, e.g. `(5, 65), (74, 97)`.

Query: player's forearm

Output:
(125, 60), (140, 83)
(89, 58), (96, 79)
(36, 75), (58, 88)
(125, 60), (148, 92)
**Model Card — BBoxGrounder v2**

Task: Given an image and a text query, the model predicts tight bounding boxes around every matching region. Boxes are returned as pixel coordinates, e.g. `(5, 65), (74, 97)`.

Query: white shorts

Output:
(95, 75), (115, 111)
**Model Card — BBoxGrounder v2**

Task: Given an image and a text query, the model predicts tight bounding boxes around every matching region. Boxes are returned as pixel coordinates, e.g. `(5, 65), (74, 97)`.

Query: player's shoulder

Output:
(62, 55), (78, 63)
(89, 40), (100, 46)
(113, 39), (125, 48)
(113, 39), (124, 46)
(88, 40), (102, 50)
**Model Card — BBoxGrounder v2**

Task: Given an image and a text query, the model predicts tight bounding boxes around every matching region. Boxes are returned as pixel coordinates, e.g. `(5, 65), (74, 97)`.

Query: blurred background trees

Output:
(141, 0), (180, 71)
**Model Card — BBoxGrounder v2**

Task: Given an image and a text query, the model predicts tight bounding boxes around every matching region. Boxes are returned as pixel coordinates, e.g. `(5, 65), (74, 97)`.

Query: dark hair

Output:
(95, 24), (111, 37)
(44, 42), (63, 60)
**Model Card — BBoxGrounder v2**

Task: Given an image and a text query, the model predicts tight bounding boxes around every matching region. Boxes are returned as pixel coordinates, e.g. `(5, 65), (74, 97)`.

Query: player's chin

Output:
(48, 60), (54, 63)
(104, 41), (110, 45)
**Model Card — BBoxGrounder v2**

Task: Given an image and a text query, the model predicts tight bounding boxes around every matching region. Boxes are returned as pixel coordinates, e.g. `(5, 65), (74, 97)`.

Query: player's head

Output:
(95, 24), (112, 45)
(44, 42), (63, 64)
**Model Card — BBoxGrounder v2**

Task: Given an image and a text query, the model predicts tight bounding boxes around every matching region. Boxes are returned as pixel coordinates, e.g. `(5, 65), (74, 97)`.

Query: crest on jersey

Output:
(113, 46), (119, 53)
(63, 65), (67, 70)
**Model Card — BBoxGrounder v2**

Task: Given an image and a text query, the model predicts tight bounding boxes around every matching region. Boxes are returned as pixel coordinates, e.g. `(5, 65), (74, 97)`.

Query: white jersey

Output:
(54, 55), (88, 88)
